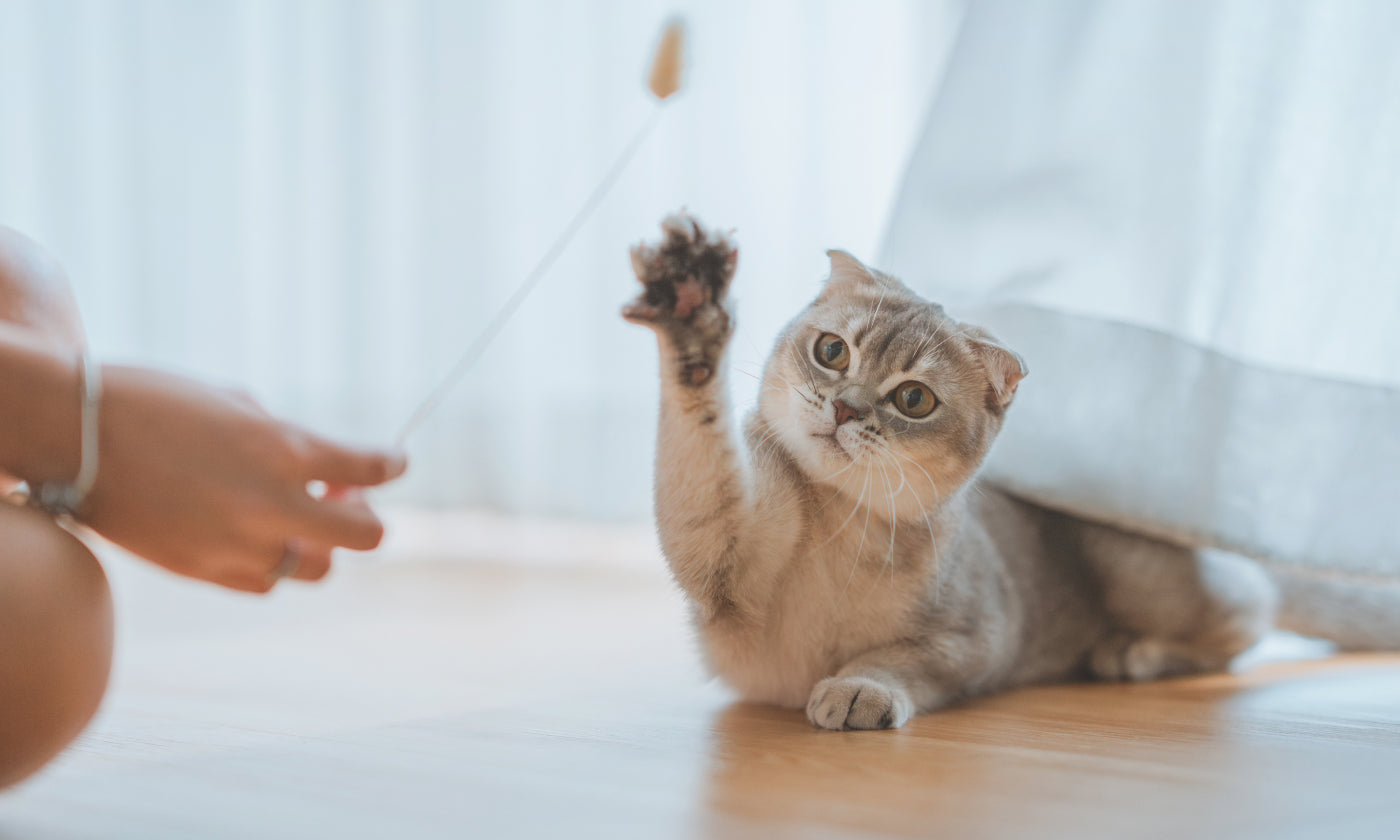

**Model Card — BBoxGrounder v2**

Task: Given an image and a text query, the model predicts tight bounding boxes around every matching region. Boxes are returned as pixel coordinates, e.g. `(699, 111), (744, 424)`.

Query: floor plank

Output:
(3, 547), (1399, 839)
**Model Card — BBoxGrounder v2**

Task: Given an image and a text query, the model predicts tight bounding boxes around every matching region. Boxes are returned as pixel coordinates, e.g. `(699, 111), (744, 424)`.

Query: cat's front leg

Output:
(624, 212), (749, 622)
(807, 644), (957, 730)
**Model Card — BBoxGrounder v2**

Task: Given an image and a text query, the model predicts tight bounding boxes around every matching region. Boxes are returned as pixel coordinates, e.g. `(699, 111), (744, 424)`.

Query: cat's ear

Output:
(966, 329), (1027, 409)
(824, 249), (879, 291)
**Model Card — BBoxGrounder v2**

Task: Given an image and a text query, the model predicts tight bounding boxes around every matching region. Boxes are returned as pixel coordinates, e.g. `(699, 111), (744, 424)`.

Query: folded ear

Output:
(824, 249), (879, 290)
(966, 329), (1027, 409)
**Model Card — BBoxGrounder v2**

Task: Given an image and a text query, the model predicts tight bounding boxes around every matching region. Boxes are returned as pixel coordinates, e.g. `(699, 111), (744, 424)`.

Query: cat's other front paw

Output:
(806, 676), (912, 731)
(622, 211), (738, 387)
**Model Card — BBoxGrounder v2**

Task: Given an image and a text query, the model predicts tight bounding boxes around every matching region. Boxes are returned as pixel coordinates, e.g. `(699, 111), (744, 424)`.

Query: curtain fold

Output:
(882, 0), (1400, 575)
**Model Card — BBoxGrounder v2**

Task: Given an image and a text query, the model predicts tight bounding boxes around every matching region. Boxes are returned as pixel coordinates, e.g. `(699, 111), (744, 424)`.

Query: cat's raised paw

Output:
(806, 676), (912, 731)
(622, 212), (738, 387)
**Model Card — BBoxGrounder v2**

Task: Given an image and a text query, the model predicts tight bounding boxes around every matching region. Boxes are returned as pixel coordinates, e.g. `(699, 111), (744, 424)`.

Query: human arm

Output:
(0, 228), (405, 592)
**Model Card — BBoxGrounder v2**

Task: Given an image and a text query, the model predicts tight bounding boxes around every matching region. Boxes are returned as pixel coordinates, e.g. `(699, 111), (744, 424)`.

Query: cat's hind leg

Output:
(1079, 523), (1276, 682)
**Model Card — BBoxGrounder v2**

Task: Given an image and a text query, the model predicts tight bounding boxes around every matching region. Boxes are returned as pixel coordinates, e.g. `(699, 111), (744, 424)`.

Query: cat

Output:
(623, 211), (1398, 730)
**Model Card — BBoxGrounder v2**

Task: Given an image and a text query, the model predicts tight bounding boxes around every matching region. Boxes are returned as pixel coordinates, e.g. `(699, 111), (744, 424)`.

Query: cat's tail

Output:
(1269, 566), (1400, 651)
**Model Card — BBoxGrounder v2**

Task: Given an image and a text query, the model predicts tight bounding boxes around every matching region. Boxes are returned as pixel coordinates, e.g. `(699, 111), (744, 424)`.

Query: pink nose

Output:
(833, 399), (862, 426)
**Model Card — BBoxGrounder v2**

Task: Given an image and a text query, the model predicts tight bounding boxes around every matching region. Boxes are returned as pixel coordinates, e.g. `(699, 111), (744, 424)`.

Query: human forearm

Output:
(1, 226), (407, 593)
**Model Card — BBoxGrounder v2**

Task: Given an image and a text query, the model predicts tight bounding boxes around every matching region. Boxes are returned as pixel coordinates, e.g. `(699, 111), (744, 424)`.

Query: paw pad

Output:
(806, 675), (911, 731)
(623, 211), (737, 326)
(622, 212), (738, 388)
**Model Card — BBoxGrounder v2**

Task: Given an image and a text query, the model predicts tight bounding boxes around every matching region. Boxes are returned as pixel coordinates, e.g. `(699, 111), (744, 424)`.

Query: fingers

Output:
(300, 434), (407, 487)
(154, 550), (281, 595)
(287, 488), (387, 552)
(287, 541), (333, 582)
(213, 540), (336, 595)
(223, 573), (277, 595)
(284, 430), (402, 549)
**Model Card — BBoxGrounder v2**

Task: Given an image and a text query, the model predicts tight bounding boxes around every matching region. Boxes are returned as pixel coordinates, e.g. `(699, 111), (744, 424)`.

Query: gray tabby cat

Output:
(623, 211), (1396, 730)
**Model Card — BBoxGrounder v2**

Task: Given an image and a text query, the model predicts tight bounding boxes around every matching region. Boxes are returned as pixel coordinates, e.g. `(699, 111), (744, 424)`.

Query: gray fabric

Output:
(974, 302), (1400, 578)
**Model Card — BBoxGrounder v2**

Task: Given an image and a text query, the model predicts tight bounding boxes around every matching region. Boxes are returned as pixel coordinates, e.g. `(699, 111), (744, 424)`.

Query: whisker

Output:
(881, 445), (941, 510)
(746, 422), (792, 476)
(819, 456), (870, 550)
(921, 325), (972, 362)
(909, 326), (936, 362)
(871, 444), (909, 497)
(872, 455), (898, 594)
(833, 459), (875, 603)
(814, 458), (863, 512)
(813, 457), (858, 486)
(873, 445), (941, 561)
(848, 456), (877, 592)
(785, 336), (822, 394)
(749, 424), (782, 454)
(866, 283), (890, 339)
(754, 375), (820, 411)
(886, 480), (939, 604)
(755, 363), (821, 407)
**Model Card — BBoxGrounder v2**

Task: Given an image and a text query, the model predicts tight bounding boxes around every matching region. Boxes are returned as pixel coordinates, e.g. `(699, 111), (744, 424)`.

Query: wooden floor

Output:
(3, 535), (1400, 839)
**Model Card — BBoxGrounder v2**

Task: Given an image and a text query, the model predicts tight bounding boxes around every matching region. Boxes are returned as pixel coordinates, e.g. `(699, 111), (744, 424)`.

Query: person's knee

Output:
(0, 504), (114, 790)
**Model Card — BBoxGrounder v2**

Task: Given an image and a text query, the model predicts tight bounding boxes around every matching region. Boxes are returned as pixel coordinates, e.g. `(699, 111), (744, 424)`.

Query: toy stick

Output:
(396, 18), (687, 446)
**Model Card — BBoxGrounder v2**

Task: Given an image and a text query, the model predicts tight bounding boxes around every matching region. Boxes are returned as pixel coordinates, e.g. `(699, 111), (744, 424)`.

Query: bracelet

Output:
(31, 350), (101, 519)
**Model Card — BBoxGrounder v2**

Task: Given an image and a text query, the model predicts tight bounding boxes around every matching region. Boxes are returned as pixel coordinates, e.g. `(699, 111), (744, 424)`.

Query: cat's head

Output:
(759, 251), (1026, 518)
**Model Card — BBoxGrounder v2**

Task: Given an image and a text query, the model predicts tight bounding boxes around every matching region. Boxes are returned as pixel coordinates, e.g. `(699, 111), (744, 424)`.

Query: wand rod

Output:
(395, 17), (686, 445)
(395, 107), (664, 446)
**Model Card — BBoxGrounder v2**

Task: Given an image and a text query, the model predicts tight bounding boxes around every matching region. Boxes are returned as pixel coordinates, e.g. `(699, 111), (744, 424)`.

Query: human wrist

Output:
(0, 325), (83, 486)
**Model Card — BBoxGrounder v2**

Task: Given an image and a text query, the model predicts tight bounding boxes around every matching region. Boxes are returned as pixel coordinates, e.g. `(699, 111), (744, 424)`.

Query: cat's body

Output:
(624, 212), (1386, 730)
(694, 476), (1100, 710)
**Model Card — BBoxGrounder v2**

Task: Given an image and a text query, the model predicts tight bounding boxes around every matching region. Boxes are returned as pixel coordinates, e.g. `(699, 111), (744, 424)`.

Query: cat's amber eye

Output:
(893, 381), (937, 418)
(814, 333), (850, 371)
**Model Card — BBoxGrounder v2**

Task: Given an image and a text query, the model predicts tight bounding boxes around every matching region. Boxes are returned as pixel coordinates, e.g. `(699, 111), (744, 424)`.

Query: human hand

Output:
(83, 366), (406, 593)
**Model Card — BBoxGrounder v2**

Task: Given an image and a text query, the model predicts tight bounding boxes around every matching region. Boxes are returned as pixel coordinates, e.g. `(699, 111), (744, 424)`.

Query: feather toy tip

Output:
(648, 18), (686, 100)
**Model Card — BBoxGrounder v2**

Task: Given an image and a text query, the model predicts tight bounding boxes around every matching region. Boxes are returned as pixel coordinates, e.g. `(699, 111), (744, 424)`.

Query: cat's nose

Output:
(833, 398), (863, 426)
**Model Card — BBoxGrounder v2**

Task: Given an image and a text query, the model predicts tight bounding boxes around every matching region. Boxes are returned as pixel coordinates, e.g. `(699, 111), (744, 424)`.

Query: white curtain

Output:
(0, 0), (958, 519)
(883, 0), (1400, 577)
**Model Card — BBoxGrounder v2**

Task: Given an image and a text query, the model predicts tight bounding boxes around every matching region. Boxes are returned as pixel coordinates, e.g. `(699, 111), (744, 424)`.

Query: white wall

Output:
(0, 0), (959, 518)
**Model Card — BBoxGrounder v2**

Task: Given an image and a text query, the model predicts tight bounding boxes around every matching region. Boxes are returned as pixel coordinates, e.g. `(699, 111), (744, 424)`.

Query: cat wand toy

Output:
(395, 18), (687, 446)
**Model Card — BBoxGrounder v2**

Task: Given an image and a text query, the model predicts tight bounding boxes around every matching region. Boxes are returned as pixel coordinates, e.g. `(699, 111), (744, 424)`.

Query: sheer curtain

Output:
(0, 0), (958, 519)
(883, 0), (1400, 577)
